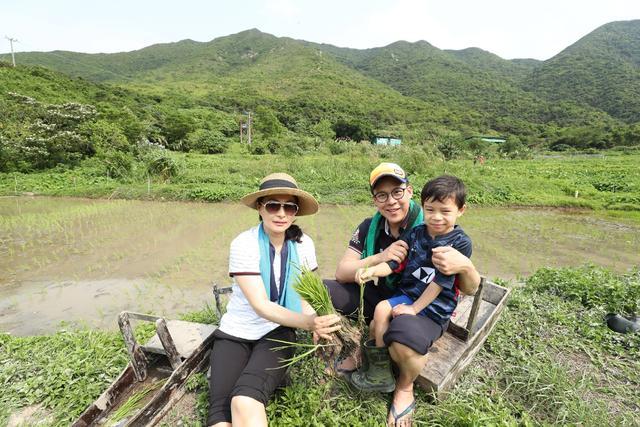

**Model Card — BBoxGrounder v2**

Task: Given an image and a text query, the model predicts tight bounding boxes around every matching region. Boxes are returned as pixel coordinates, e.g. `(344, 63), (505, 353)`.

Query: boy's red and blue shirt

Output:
(388, 224), (472, 325)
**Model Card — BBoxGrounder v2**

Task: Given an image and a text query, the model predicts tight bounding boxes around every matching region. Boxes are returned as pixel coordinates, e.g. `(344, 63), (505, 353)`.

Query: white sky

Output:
(2, 0), (639, 60)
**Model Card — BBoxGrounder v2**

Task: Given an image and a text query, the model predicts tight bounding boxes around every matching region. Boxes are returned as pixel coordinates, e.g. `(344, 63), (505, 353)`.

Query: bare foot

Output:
(387, 388), (415, 427)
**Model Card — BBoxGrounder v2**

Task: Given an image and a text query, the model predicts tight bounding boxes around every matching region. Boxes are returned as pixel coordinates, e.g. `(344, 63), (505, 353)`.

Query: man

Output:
(324, 162), (480, 426)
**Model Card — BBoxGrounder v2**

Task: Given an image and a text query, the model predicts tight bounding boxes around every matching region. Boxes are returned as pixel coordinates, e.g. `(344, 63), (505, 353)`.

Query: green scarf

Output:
(361, 200), (423, 289)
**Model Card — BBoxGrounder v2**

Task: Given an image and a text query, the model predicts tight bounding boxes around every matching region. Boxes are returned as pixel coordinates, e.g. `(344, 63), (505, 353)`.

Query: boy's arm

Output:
(392, 282), (443, 316)
(356, 262), (393, 285)
(432, 235), (477, 294)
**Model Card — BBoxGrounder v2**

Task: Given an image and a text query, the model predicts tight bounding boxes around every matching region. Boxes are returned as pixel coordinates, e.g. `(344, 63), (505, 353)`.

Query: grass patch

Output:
(1, 152), (639, 210)
(1, 267), (638, 425)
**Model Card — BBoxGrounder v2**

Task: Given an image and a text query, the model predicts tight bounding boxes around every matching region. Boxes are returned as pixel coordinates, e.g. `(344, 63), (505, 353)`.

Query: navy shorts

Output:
(383, 314), (448, 355)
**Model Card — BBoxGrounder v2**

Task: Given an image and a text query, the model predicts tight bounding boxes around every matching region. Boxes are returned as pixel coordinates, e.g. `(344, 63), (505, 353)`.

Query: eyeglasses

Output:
(373, 187), (407, 203)
(263, 201), (299, 216)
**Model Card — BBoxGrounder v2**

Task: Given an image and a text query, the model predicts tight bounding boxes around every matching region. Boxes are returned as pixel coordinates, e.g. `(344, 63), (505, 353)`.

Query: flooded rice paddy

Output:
(1, 196), (639, 335)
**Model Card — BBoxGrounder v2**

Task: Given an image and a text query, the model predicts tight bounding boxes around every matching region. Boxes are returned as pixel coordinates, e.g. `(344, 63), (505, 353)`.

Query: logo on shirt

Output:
(350, 228), (360, 245)
(412, 267), (436, 284)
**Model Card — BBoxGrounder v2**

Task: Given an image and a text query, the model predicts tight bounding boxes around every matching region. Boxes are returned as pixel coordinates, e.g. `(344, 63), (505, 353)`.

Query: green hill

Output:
(524, 20), (640, 123)
(309, 40), (614, 135)
(2, 23), (639, 160)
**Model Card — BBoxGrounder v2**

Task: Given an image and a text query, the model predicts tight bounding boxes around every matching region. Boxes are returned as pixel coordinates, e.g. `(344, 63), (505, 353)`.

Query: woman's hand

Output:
(310, 313), (341, 340)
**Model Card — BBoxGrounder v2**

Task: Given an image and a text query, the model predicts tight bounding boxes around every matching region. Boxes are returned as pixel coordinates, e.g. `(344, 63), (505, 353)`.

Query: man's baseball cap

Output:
(369, 162), (408, 190)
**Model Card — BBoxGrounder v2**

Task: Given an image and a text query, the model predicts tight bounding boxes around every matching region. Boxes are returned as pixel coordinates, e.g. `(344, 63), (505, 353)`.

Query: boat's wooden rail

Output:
(416, 278), (511, 400)
(72, 312), (217, 426)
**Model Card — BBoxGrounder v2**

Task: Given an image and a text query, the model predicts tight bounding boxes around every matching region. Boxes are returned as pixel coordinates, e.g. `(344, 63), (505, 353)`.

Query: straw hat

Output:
(240, 173), (319, 216)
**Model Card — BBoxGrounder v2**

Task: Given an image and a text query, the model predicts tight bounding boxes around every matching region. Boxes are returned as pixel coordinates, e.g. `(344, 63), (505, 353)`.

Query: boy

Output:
(353, 175), (472, 381)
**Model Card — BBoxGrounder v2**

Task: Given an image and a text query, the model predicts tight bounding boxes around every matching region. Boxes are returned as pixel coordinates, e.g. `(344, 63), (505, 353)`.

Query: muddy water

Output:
(1, 197), (638, 335)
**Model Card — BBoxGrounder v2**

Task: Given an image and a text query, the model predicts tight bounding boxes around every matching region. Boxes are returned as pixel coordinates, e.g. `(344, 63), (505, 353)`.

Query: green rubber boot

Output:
(350, 340), (396, 393)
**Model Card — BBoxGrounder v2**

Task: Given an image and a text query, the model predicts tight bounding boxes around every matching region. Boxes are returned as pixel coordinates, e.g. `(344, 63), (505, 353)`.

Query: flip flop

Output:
(388, 399), (416, 426)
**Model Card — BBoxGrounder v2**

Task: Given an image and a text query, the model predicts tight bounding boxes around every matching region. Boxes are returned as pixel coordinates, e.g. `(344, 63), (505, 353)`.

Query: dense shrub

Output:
(81, 120), (130, 152)
(247, 141), (268, 155)
(0, 93), (98, 171)
(99, 150), (134, 179)
(145, 150), (181, 181)
(186, 129), (231, 154)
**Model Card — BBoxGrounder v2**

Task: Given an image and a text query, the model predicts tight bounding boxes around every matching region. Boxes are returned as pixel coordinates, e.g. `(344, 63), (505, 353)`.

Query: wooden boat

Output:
(73, 311), (217, 426)
(417, 278), (511, 400)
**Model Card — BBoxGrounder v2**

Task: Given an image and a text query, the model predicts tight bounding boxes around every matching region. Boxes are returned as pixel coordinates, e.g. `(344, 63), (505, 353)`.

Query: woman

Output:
(207, 173), (341, 427)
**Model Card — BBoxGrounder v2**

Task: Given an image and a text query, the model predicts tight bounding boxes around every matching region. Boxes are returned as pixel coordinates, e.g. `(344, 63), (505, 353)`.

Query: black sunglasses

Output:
(263, 201), (299, 216)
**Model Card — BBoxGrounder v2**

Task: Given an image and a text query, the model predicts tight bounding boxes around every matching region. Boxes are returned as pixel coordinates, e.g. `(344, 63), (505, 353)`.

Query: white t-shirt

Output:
(218, 225), (318, 340)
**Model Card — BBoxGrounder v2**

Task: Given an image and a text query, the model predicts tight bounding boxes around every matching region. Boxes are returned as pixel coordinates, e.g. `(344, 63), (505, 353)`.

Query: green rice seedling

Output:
(293, 267), (361, 374)
(105, 379), (164, 425)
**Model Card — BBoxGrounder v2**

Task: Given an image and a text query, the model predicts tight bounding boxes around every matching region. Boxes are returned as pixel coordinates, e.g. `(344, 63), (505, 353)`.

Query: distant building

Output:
(464, 135), (507, 144)
(374, 136), (402, 146)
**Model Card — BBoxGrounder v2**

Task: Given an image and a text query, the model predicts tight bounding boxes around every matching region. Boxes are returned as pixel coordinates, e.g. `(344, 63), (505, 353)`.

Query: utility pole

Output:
(5, 36), (17, 67)
(239, 118), (244, 144)
(247, 111), (252, 145)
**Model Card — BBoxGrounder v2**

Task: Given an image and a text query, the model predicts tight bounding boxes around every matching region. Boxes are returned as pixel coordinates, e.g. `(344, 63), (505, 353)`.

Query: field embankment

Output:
(1, 150), (639, 211)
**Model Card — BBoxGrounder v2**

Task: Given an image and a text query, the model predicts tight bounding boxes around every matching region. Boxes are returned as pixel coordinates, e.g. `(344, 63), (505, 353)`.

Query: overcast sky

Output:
(2, 0), (639, 60)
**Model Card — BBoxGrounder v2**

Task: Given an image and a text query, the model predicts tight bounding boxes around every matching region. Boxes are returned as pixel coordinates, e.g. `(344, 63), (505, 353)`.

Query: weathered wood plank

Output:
(416, 281), (510, 400)
(466, 277), (486, 333)
(73, 318), (217, 427)
(156, 318), (182, 370)
(145, 320), (217, 359)
(482, 282), (507, 305)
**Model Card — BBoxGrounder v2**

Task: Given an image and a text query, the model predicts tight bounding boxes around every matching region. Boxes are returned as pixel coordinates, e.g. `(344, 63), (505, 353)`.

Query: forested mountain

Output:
(1, 21), (639, 154)
(524, 20), (640, 123)
(308, 39), (612, 135)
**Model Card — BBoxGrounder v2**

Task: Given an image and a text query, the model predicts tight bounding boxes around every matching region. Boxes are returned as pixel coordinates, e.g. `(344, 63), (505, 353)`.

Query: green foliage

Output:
(526, 265), (640, 314)
(158, 111), (196, 151)
(309, 119), (335, 141)
(247, 141), (268, 155)
(99, 149), (134, 179)
(186, 129), (231, 154)
(0, 93), (97, 171)
(0, 328), (128, 425)
(525, 20), (640, 123)
(2, 152), (639, 211)
(3, 24), (640, 173)
(145, 150), (181, 181)
(81, 119), (130, 152)
(436, 138), (462, 160)
(293, 268), (335, 316)
(332, 119), (373, 142)
(550, 127), (612, 151)
(254, 106), (285, 138)
(326, 139), (356, 155)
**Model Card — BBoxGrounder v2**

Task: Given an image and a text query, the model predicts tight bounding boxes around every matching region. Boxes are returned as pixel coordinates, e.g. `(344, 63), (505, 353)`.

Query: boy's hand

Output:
(432, 245), (469, 275)
(392, 304), (417, 317)
(355, 267), (376, 285)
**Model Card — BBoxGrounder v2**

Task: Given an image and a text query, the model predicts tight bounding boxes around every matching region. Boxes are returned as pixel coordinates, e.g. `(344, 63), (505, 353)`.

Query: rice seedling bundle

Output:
(294, 267), (361, 373)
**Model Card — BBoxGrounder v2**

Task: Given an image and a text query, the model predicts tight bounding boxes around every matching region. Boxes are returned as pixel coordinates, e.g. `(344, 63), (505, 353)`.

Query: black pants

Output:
(207, 326), (295, 425)
(323, 279), (396, 324)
